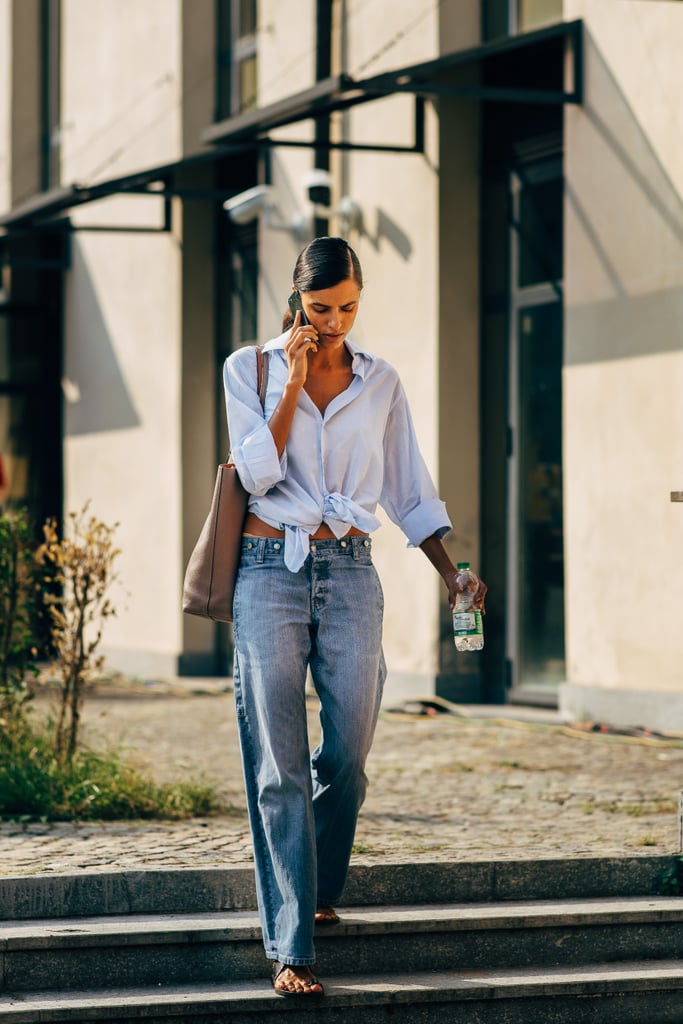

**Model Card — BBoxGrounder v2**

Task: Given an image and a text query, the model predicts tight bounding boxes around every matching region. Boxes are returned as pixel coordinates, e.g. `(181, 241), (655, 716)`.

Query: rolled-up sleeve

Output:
(380, 379), (452, 547)
(223, 348), (286, 495)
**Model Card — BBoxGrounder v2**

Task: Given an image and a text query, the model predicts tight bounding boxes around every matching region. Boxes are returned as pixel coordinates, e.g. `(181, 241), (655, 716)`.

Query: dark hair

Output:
(281, 236), (363, 330)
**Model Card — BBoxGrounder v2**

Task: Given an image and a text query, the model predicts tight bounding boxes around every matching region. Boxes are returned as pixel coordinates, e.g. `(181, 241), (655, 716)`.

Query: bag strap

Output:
(256, 346), (270, 409)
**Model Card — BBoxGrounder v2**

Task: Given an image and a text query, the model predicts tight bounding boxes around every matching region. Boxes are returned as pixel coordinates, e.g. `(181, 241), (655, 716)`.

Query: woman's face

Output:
(300, 277), (361, 349)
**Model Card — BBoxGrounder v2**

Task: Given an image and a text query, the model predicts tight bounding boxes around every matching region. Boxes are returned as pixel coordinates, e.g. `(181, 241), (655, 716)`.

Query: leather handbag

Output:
(182, 347), (269, 623)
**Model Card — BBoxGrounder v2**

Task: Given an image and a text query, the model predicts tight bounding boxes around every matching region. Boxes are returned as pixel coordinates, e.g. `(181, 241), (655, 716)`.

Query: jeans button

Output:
(340, 540), (347, 548)
(363, 539), (370, 547)
(246, 542), (253, 549)
(310, 543), (317, 552)
(273, 542), (281, 551)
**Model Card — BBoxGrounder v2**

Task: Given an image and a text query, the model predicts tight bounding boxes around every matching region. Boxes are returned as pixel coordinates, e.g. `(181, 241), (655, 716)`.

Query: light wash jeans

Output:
(232, 536), (386, 966)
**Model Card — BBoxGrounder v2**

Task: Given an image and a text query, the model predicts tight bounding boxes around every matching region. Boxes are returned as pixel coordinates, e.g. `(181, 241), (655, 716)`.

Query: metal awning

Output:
(203, 19), (582, 147)
(0, 19), (582, 234)
(0, 148), (239, 233)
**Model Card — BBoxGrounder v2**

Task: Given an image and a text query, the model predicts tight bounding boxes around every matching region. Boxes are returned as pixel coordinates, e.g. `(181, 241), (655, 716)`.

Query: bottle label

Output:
(453, 610), (483, 637)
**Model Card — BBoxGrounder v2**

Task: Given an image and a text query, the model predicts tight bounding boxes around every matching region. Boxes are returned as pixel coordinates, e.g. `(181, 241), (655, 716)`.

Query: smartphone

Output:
(288, 290), (309, 325)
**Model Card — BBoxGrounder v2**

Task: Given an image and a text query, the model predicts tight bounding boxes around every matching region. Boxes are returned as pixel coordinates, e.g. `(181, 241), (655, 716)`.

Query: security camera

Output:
(303, 169), (332, 207)
(223, 185), (274, 225)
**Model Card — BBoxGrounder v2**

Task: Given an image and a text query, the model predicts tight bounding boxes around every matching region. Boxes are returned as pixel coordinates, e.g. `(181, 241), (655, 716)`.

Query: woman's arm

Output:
(420, 532), (487, 611)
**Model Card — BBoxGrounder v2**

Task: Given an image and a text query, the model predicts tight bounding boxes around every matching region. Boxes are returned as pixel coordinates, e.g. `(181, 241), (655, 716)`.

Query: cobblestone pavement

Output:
(2, 680), (683, 877)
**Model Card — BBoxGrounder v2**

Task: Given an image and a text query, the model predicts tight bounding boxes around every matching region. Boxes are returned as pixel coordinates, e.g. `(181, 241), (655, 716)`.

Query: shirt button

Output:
(363, 539), (370, 547)
(273, 542), (281, 551)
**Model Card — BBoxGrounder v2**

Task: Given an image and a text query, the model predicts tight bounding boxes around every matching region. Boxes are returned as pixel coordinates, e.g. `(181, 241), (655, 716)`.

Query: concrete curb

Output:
(0, 855), (675, 920)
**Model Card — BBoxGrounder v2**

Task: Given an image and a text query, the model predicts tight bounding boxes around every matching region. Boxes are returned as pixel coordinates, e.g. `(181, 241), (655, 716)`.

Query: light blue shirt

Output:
(223, 332), (452, 572)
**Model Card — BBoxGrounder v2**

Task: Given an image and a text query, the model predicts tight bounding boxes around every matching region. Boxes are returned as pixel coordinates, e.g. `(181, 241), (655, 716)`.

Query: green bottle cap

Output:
(457, 561), (470, 569)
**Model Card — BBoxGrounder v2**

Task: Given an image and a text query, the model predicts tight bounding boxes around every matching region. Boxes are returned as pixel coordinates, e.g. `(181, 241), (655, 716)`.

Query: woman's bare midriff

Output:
(243, 512), (368, 541)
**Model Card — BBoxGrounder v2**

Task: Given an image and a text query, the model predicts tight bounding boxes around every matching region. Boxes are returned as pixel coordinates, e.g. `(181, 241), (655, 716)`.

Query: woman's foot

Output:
(271, 961), (324, 997)
(315, 905), (340, 926)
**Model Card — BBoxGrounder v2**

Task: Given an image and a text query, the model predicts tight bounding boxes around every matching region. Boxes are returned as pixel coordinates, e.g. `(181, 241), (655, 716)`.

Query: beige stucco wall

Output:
(61, 1), (186, 676)
(8, 0), (41, 207)
(64, 231), (182, 676)
(562, 1), (683, 727)
(61, 0), (181, 187)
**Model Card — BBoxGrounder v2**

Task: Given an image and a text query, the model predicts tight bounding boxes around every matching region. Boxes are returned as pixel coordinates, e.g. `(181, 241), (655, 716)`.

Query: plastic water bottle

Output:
(453, 561), (484, 651)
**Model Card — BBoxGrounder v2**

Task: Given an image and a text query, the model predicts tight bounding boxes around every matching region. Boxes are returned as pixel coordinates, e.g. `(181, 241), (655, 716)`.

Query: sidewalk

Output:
(2, 678), (682, 877)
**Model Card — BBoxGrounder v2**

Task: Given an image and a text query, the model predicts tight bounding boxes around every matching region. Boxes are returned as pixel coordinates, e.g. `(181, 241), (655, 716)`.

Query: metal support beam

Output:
(364, 82), (577, 105)
(255, 96), (426, 155)
(70, 194), (173, 234)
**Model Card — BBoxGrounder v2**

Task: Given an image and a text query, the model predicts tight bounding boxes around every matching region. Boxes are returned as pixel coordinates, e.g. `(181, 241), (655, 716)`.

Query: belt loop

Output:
(351, 536), (361, 560)
(256, 538), (267, 563)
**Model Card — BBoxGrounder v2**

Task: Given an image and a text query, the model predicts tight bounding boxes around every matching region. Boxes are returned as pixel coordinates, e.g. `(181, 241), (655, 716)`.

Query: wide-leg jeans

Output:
(232, 536), (386, 966)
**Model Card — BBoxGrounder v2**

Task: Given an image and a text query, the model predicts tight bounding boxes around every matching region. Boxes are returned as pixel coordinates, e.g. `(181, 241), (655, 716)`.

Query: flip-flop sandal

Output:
(315, 905), (340, 926)
(271, 961), (324, 998)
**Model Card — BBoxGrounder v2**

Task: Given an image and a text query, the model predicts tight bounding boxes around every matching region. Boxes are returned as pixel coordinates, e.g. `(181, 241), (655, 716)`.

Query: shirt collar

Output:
(263, 331), (373, 378)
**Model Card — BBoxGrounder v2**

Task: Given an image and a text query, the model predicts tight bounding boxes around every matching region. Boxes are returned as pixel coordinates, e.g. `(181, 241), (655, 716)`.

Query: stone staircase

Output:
(1, 856), (682, 1022)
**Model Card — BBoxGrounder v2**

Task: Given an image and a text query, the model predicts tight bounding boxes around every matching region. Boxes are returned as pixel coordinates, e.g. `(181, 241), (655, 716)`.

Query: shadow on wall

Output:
(64, 243), (141, 435)
(565, 29), (683, 365)
(368, 208), (413, 262)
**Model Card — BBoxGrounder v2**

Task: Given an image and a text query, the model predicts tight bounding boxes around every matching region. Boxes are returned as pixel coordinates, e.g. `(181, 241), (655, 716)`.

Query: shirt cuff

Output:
(234, 426), (286, 494)
(399, 499), (452, 548)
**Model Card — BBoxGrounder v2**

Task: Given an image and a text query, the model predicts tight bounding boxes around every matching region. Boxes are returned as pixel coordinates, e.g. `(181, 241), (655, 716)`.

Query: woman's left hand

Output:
(445, 571), (488, 613)
(418, 534), (488, 613)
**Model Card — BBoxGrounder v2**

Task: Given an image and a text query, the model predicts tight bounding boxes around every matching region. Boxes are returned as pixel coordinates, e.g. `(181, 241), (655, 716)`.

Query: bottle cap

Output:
(457, 561), (470, 570)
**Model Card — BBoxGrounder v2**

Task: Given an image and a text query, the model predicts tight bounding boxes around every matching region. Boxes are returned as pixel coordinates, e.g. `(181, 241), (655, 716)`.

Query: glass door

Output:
(507, 162), (565, 701)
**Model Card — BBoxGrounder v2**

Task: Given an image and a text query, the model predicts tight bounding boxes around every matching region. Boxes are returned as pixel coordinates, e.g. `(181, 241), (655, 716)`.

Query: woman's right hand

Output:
(285, 310), (319, 387)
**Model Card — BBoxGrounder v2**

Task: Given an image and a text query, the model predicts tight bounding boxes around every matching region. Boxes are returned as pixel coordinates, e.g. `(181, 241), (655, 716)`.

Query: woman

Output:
(224, 236), (486, 998)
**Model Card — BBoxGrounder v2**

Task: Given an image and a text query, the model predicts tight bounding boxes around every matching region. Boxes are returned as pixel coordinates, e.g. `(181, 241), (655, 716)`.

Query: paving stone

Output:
(2, 686), (682, 877)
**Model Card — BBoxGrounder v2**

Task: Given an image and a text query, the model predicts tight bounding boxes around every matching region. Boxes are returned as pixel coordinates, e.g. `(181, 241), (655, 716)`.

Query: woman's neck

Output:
(308, 341), (352, 373)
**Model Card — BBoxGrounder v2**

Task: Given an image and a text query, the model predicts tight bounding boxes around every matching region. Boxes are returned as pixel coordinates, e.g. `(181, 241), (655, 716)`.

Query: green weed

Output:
(0, 718), (220, 822)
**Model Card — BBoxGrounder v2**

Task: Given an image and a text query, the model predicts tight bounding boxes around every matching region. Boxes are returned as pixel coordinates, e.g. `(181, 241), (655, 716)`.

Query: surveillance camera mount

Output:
(223, 176), (362, 240)
(223, 185), (311, 240)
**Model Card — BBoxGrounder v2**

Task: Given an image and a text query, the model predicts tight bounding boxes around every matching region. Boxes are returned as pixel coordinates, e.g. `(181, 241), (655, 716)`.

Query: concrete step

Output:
(0, 855), (674, 919)
(2, 898), (682, 993)
(1, 962), (683, 1023)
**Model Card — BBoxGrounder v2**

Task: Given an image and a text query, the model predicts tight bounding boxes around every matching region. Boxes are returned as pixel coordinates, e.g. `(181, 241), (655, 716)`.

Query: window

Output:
(0, 232), (64, 524)
(516, 173), (563, 288)
(484, 0), (563, 40)
(518, 0), (563, 31)
(231, 228), (259, 348)
(216, 0), (258, 121)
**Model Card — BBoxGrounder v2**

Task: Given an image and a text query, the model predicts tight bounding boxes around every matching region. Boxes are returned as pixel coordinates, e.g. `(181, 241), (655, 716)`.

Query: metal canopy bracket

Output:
(257, 96), (425, 155)
(355, 19), (582, 108)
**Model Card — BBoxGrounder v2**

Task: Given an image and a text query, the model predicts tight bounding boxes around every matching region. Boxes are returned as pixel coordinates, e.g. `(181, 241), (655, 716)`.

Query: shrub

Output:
(36, 506), (121, 763)
(0, 716), (220, 821)
(1, 505), (220, 823)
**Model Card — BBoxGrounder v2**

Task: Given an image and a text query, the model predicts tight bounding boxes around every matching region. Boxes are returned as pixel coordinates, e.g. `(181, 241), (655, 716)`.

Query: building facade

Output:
(1, 0), (682, 726)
